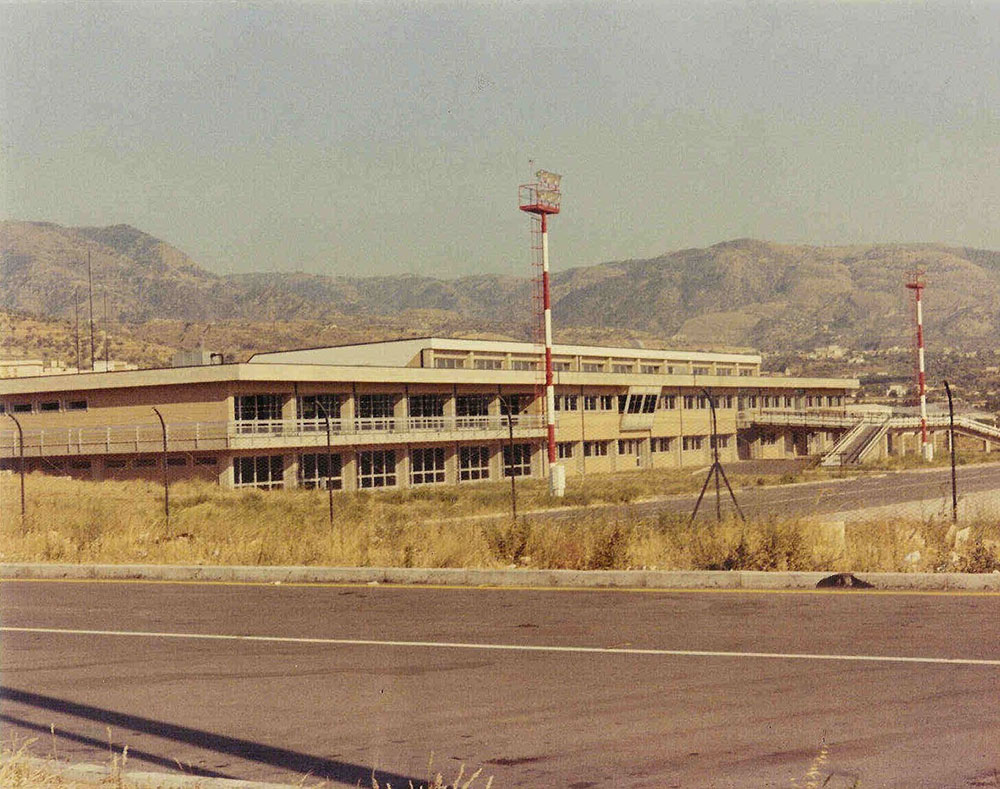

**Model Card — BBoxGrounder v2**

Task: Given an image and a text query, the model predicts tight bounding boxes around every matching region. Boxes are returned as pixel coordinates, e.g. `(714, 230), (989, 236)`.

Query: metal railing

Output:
(738, 409), (873, 429)
(0, 414), (546, 458)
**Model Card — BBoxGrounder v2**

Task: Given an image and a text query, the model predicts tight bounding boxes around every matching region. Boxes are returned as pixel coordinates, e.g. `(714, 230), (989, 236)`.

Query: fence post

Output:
(943, 380), (958, 523)
(6, 414), (25, 523)
(152, 408), (169, 526)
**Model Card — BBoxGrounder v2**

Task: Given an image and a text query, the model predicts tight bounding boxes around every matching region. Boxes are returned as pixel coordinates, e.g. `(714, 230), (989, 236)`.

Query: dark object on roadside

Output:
(816, 573), (874, 589)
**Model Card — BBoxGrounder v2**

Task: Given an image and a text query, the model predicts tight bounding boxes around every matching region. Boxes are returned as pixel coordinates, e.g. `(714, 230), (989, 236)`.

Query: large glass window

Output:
(297, 394), (341, 421)
(499, 394), (530, 416)
(502, 443), (532, 477)
(234, 455), (284, 489)
(457, 394), (492, 417)
(358, 394), (395, 418)
(651, 437), (672, 452)
(357, 394), (395, 430)
(299, 453), (342, 489)
(410, 447), (446, 485)
(459, 446), (491, 481)
(358, 449), (396, 488)
(408, 395), (445, 418)
(235, 395), (283, 433)
(584, 441), (609, 457)
(618, 439), (640, 455)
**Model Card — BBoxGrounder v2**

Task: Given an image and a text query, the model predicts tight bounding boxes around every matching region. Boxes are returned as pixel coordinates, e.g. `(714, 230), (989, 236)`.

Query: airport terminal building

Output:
(0, 338), (860, 490)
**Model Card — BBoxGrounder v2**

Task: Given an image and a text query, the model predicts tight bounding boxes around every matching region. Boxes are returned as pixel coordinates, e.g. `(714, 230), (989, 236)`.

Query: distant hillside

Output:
(4, 220), (1000, 353)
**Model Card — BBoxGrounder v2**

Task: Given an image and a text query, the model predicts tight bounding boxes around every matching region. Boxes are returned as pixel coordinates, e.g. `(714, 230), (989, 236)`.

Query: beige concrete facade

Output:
(1, 338), (860, 490)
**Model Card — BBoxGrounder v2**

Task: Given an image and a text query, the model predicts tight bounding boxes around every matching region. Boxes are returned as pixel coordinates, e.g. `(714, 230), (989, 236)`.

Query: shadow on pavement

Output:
(1, 686), (425, 787)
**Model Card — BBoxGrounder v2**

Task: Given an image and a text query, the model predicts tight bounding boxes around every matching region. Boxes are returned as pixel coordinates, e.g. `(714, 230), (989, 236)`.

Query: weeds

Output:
(1, 472), (997, 573)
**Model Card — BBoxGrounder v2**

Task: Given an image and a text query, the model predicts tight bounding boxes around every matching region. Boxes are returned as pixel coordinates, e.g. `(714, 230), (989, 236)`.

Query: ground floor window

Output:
(502, 443), (532, 477)
(710, 434), (732, 449)
(299, 452), (343, 490)
(358, 449), (396, 488)
(410, 446), (446, 485)
(618, 439), (640, 455)
(651, 437), (672, 452)
(459, 445), (490, 481)
(583, 440), (609, 457)
(557, 442), (574, 459)
(682, 436), (705, 451)
(235, 455), (284, 489)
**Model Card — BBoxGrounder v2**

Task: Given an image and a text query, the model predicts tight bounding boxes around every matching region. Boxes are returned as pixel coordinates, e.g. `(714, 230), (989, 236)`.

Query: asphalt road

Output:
(536, 461), (1000, 523)
(2, 580), (998, 787)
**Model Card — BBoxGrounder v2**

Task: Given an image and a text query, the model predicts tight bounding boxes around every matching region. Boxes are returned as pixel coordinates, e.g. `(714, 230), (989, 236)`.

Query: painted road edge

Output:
(2, 563), (999, 590)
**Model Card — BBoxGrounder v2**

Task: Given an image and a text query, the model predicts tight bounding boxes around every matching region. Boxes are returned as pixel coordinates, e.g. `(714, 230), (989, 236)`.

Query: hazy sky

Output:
(2, 2), (998, 277)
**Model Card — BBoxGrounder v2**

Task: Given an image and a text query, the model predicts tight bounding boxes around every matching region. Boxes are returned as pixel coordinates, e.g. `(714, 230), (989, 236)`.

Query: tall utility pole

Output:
(74, 289), (81, 373)
(103, 288), (110, 367)
(906, 271), (932, 461)
(87, 249), (96, 370)
(518, 169), (563, 496)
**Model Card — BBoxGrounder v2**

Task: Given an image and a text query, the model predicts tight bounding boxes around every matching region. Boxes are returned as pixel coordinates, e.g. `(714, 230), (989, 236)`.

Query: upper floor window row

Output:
(1, 398), (88, 415)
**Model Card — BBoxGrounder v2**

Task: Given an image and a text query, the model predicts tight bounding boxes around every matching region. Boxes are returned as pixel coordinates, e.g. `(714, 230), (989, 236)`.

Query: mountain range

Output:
(3, 220), (1000, 357)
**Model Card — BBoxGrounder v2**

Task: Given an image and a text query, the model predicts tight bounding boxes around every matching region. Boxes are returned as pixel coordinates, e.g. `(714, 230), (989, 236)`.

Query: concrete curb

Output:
(21, 756), (300, 788)
(3, 563), (999, 590)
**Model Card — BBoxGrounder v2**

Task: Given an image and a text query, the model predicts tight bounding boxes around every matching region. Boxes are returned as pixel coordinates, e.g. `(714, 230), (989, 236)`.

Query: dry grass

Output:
(0, 738), (137, 788)
(1, 472), (997, 573)
(0, 737), (489, 789)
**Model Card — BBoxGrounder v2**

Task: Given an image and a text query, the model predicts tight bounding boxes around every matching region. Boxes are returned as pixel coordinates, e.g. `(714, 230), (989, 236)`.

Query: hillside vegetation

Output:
(4, 220), (1000, 363)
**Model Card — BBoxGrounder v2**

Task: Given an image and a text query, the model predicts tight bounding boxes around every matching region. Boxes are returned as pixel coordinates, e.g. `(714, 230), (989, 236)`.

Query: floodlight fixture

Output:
(518, 169), (562, 216)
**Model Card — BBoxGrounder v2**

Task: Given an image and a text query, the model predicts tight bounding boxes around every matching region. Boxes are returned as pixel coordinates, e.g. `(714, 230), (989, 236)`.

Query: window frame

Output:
(410, 446), (446, 485)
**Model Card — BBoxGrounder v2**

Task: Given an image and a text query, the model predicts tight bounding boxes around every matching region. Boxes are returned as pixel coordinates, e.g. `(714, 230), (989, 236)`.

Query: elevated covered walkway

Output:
(738, 409), (1000, 467)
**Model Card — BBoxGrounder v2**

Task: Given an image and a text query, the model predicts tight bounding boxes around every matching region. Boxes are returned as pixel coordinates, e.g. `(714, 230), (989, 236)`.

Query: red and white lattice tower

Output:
(519, 170), (564, 495)
(906, 270), (932, 461)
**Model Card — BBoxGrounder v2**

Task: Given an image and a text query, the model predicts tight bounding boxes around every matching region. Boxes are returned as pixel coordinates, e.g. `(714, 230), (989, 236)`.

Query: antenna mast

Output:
(74, 289), (81, 373)
(519, 169), (563, 496)
(87, 248), (96, 370)
(906, 270), (932, 461)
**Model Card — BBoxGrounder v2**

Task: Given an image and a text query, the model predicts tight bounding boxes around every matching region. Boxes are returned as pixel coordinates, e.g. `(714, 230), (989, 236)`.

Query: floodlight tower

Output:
(519, 170), (563, 495)
(906, 270), (932, 461)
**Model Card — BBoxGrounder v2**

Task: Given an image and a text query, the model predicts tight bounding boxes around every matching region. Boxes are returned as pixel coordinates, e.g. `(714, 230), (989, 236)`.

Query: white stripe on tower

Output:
(541, 214), (556, 465)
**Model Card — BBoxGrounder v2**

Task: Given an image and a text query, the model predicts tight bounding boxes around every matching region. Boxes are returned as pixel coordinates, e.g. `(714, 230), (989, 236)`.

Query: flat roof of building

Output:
(0, 361), (859, 396)
(248, 336), (762, 367)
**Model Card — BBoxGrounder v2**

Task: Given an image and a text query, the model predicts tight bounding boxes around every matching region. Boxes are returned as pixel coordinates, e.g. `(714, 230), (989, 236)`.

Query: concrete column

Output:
(397, 447), (411, 488)
(446, 444), (458, 484)
(341, 393), (355, 426)
(490, 443), (502, 481)
(281, 394), (296, 423)
(342, 449), (357, 491)
(283, 453), (298, 489)
(218, 453), (234, 488)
